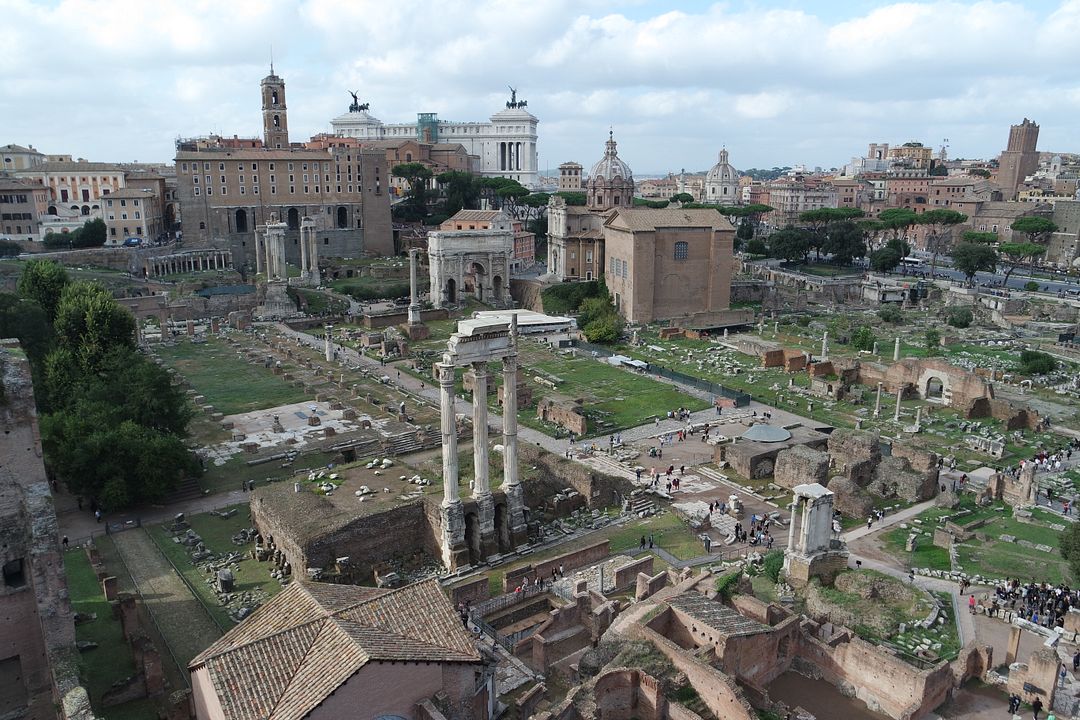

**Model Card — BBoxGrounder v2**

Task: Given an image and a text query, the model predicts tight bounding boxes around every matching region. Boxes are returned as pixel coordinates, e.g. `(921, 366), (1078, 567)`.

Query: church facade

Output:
(329, 90), (539, 187)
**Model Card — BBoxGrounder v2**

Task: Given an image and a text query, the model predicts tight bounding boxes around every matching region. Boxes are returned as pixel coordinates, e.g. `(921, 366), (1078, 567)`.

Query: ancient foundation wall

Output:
(361, 308), (449, 330)
(592, 669), (665, 720)
(796, 631), (954, 720)
(503, 541), (610, 592)
(520, 444), (632, 510)
(629, 625), (757, 720)
(447, 576), (490, 606)
(614, 557), (654, 592)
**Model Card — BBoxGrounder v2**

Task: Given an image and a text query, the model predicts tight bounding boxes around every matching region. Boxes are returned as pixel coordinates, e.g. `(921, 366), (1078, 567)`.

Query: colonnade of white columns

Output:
(148, 251), (231, 277)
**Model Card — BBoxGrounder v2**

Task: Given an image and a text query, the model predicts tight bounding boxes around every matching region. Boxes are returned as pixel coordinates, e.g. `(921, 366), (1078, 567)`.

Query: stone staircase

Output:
(628, 490), (657, 517)
(384, 431), (424, 456)
(162, 476), (205, 504)
(695, 466), (732, 486)
(576, 452), (638, 482)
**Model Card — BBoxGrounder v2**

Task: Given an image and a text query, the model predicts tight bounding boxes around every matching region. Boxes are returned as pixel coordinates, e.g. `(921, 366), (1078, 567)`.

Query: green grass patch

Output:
(65, 547), (159, 719)
(155, 337), (308, 415)
(199, 450), (337, 495)
(147, 504), (283, 630)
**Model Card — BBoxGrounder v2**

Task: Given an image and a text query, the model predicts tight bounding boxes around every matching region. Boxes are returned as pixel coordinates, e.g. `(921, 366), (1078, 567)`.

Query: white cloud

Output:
(0, 0), (1077, 172)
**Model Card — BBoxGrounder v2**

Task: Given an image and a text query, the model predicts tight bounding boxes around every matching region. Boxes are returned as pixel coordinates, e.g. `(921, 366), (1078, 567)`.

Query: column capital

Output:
(435, 362), (456, 386)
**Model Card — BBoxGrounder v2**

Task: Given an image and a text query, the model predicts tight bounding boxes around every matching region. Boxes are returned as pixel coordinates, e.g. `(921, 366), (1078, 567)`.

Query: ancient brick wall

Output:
(503, 541), (610, 592)
(536, 397), (587, 435)
(635, 570), (668, 601)
(965, 397), (1042, 430)
(613, 557), (654, 592)
(828, 429), (882, 486)
(592, 669), (664, 720)
(519, 444), (632, 511)
(773, 445), (829, 490)
(795, 630), (954, 720)
(447, 576), (490, 606)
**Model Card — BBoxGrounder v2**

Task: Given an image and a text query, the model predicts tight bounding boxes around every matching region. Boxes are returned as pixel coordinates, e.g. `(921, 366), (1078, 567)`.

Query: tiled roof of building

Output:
(0, 178), (44, 191)
(447, 209), (502, 223)
(668, 592), (771, 638)
(191, 579), (480, 720)
(1, 144), (41, 154)
(15, 160), (124, 173)
(606, 207), (727, 232)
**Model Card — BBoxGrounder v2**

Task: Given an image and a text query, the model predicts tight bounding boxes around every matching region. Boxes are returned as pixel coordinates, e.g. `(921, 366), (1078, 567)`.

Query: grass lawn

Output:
(522, 346), (708, 436)
(65, 548), (159, 719)
(155, 337), (308, 415)
(147, 504), (283, 630)
(199, 449), (338, 495)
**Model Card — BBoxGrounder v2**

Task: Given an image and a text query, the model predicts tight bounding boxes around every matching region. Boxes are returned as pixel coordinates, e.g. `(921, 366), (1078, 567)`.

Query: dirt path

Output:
(112, 528), (222, 670)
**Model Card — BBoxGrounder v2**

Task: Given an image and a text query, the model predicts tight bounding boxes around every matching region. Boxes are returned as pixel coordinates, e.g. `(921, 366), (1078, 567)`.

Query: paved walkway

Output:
(111, 528), (223, 669)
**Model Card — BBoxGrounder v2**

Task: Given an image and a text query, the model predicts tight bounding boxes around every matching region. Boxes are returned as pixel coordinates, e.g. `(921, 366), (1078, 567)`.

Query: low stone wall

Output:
(361, 308), (449, 329)
(636, 570), (668, 601)
(614, 556), (654, 592)
(447, 576), (490, 606)
(503, 540), (610, 592)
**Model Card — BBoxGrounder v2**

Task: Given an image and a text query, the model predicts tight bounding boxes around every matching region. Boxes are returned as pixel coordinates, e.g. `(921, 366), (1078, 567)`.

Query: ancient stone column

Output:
(915, 406), (922, 426)
(893, 336), (901, 362)
(821, 331), (829, 359)
(438, 363), (460, 505)
(324, 327), (333, 362)
(408, 248), (422, 326)
(300, 224), (309, 277)
(894, 387), (903, 421)
(873, 382), (883, 417)
(308, 225), (320, 285)
(787, 499), (799, 552)
(472, 362), (490, 495)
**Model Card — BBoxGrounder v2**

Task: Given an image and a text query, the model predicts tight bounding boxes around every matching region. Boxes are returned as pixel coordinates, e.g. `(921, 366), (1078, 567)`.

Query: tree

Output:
(878, 208), (918, 243)
(670, 192), (695, 204)
(945, 307), (973, 328)
(915, 209), (967, 278)
(768, 227), (811, 263)
(950, 242), (997, 283)
(554, 191), (586, 206)
(436, 170), (481, 216)
(736, 220), (754, 242)
(969, 168), (992, 178)
(998, 242), (1047, 283)
(0, 293), (53, 376)
(50, 281), (136, 391)
(745, 238), (768, 256)
(821, 220), (866, 265)
(962, 231), (999, 245)
(0, 240), (21, 257)
(17, 259), (70, 321)
(798, 208), (864, 260)
(924, 328), (941, 355)
(78, 218), (107, 247)
(1011, 216), (1058, 245)
(878, 305), (904, 324)
(869, 247), (902, 273)
(928, 163), (948, 176)
(391, 162), (434, 219)
(851, 326), (876, 352)
(583, 315), (624, 344)
(577, 296), (615, 328)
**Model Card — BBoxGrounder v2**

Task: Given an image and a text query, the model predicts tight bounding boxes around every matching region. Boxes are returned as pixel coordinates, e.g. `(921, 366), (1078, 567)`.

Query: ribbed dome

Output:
(706, 149), (737, 182)
(589, 131), (633, 182)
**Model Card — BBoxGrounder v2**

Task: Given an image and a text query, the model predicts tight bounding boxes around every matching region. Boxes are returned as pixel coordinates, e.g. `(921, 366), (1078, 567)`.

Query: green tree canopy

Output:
(670, 192), (695, 204)
(869, 247), (902, 273)
(554, 191), (587, 206)
(962, 231), (999, 245)
(1011, 216), (1058, 244)
(916, 209), (967, 276)
(392, 162), (434, 219)
(969, 168), (992, 178)
(851, 326), (876, 352)
(768, 227), (811, 263)
(925, 328), (942, 355)
(950, 242), (997, 282)
(17, 259), (70, 321)
(821, 220), (867, 265)
(435, 170), (481, 216)
(0, 293), (53, 376)
(52, 281), (136, 372)
(878, 208), (919, 241)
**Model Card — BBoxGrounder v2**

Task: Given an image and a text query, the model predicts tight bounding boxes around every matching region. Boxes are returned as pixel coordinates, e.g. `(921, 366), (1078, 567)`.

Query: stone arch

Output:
(492, 274), (503, 302)
(48, 205), (57, 215)
(446, 277), (457, 304)
(287, 208), (300, 230)
(336, 206), (348, 229)
(81, 205), (90, 216)
(925, 376), (944, 400)
(235, 208), (248, 233)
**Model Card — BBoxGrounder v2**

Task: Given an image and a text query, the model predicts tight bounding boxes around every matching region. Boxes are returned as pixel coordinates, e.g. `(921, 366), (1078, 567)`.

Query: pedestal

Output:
(474, 491), (498, 560)
(439, 500), (469, 570)
(504, 483), (529, 546)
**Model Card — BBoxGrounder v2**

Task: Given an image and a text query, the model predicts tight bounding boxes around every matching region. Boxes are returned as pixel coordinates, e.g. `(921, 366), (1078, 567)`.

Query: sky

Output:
(2, 0), (1079, 176)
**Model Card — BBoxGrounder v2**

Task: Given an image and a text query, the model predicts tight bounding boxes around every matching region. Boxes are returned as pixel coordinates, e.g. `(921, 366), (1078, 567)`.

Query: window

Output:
(251, 163), (257, 171)
(134, 211), (141, 219)
(238, 176), (244, 184)
(220, 175), (226, 184)
(110, 227), (116, 236)
(107, 199), (113, 207)
(219, 162), (225, 171)
(194, 187), (200, 196)
(674, 241), (689, 260)
(182, 163), (188, 172)
(121, 213), (128, 220)
(269, 163), (275, 171)
(3, 558), (26, 588)
(193, 176), (199, 185)
(205, 175), (211, 185)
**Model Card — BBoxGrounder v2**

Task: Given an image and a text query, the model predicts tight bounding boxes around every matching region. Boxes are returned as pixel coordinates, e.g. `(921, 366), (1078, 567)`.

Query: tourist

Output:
(648, 534), (654, 549)
(640, 536), (646, 550)
(94, 509), (102, 523)
(866, 517), (873, 530)
(1073, 649), (1079, 672)
(559, 564), (564, 578)
(1032, 696), (1043, 719)
(61, 536), (68, 550)
(968, 595), (976, 614)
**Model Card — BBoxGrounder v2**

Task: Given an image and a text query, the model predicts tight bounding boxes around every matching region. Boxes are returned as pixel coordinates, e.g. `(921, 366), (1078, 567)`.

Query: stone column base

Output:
(504, 483), (529, 547)
(785, 550), (849, 588)
(440, 500), (469, 570)
(474, 492), (498, 561)
(402, 323), (430, 341)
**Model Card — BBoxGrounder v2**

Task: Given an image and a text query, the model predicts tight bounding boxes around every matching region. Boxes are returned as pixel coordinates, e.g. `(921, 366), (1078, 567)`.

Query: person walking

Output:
(61, 535), (69, 550)
(1032, 696), (1043, 719)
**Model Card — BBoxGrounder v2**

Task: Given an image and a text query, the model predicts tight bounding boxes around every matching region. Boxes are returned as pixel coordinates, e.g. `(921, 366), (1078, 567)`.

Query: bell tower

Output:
(261, 65), (289, 149)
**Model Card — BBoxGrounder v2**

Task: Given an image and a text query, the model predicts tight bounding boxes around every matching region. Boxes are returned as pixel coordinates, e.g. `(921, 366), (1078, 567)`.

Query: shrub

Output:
(541, 280), (602, 315)
(745, 238), (768, 256)
(715, 569), (742, 602)
(945, 307), (973, 328)
(1019, 350), (1056, 375)
(584, 315), (623, 344)
(1024, 280), (1040, 292)
(878, 305), (904, 324)
(0, 240), (21, 257)
(795, 316), (811, 327)
(762, 549), (784, 583)
(850, 326), (876, 352)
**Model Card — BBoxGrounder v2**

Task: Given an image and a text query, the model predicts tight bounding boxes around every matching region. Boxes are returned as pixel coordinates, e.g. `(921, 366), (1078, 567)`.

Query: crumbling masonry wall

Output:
(773, 445), (830, 490)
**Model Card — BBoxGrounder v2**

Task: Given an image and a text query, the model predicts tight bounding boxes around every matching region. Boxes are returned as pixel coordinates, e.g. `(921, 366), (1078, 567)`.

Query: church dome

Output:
(706, 149), (737, 183)
(589, 131), (633, 182)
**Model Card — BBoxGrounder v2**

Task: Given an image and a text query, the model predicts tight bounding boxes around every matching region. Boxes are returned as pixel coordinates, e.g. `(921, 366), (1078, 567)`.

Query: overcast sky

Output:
(3, 0), (1078, 176)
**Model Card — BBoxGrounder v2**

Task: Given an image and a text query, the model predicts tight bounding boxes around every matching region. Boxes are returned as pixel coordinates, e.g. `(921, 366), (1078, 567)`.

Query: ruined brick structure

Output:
(0, 341), (96, 720)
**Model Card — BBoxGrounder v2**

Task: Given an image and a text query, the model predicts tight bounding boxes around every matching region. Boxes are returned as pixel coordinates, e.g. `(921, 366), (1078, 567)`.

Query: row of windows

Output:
(180, 161), (341, 173)
(108, 226), (143, 236)
(1, 212), (32, 220)
(105, 198), (139, 207)
(0, 193), (29, 204)
(107, 211), (141, 220)
(609, 257), (628, 278)
(3, 225), (30, 234)
(52, 176), (118, 184)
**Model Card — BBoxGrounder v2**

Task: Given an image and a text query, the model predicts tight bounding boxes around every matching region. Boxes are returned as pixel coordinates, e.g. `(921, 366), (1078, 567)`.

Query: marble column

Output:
(893, 336), (901, 362)
(787, 499), (799, 552)
(300, 225), (309, 276)
(255, 231), (263, 277)
(408, 248), (422, 326)
(308, 226), (320, 285)
(324, 327), (333, 362)
(821, 331), (829, 359)
(894, 387), (903, 421)
(873, 382), (883, 417)
(438, 363), (460, 505)
(472, 362), (490, 496)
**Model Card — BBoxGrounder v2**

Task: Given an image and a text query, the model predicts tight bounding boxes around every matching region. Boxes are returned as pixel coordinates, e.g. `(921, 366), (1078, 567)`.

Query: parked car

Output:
(122, 237), (144, 247)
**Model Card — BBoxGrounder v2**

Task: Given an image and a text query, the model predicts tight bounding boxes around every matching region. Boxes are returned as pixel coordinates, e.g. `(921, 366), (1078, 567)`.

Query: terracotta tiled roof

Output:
(605, 207), (728, 232)
(447, 209), (502, 223)
(191, 579), (480, 720)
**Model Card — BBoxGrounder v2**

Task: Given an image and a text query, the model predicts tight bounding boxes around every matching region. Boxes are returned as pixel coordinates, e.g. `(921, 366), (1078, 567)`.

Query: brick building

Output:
(766, 178), (839, 227)
(13, 160), (126, 218)
(102, 188), (162, 244)
(603, 207), (739, 326)
(174, 67), (393, 269)
(0, 178), (50, 242)
(997, 119), (1040, 201)
(190, 579), (493, 720)
(439, 209), (534, 271)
